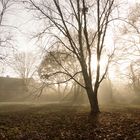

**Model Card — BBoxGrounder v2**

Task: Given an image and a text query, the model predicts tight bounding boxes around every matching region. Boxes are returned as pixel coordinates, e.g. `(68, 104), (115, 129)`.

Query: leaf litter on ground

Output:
(0, 104), (139, 140)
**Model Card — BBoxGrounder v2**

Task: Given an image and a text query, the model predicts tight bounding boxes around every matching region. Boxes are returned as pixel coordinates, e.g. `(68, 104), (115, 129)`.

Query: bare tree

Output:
(118, 3), (140, 57)
(129, 60), (140, 98)
(23, 0), (117, 115)
(0, 0), (15, 63)
(39, 46), (85, 102)
(114, 3), (140, 99)
(7, 51), (38, 92)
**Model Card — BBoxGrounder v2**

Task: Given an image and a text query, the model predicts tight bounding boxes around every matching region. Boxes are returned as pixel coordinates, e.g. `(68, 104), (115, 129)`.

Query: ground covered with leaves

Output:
(0, 103), (139, 140)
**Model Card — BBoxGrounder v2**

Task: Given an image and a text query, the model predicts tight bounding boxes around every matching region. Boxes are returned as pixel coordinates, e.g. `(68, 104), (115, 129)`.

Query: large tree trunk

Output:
(83, 73), (100, 115)
(86, 86), (100, 115)
(81, 63), (100, 115)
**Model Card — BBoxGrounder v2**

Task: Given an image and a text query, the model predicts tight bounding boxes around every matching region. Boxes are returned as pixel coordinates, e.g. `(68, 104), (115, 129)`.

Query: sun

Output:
(91, 55), (108, 72)
(91, 54), (118, 81)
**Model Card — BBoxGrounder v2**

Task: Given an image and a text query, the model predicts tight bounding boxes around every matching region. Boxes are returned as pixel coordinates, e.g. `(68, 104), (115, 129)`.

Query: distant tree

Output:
(129, 60), (140, 100)
(39, 46), (85, 102)
(116, 3), (140, 99)
(23, 0), (118, 115)
(12, 52), (36, 78)
(119, 3), (140, 57)
(0, 0), (15, 62)
(8, 51), (38, 92)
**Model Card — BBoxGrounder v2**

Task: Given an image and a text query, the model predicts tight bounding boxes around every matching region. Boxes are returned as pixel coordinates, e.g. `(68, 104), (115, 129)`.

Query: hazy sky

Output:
(4, 0), (137, 52)
(0, 0), (139, 77)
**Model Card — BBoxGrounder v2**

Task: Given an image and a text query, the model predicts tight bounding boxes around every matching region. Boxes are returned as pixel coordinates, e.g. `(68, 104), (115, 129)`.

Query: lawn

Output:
(0, 103), (139, 140)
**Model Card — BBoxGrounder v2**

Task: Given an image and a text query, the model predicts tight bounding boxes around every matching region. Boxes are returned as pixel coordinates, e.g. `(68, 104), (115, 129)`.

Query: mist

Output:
(0, 0), (140, 139)
(0, 75), (139, 106)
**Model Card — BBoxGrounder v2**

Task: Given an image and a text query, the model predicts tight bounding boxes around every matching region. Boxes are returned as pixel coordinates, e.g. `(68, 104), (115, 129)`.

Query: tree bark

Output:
(86, 86), (100, 115)
(83, 72), (100, 115)
(81, 63), (100, 115)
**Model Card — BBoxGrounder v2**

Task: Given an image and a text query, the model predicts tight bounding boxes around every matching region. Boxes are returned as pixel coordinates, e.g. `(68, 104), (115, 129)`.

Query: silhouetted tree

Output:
(39, 46), (85, 102)
(0, 0), (15, 62)
(117, 3), (140, 101)
(8, 51), (38, 92)
(23, 0), (117, 115)
(129, 60), (140, 100)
